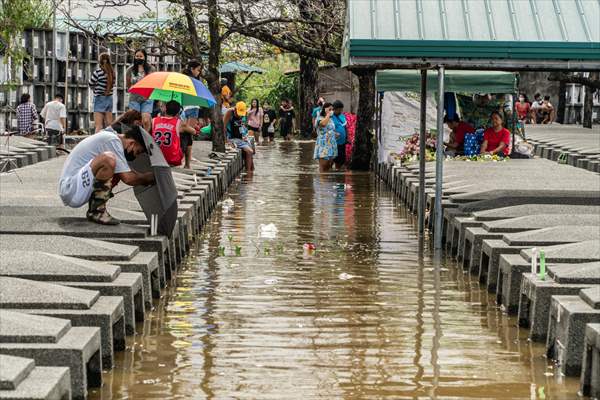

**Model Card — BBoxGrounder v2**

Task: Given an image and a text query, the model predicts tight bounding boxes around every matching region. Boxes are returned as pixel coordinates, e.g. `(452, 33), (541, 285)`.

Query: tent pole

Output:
(512, 91), (517, 154)
(417, 69), (427, 237)
(434, 66), (445, 250)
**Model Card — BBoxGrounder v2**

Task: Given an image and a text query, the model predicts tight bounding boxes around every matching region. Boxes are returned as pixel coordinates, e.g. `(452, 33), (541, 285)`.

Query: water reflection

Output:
(90, 141), (582, 399)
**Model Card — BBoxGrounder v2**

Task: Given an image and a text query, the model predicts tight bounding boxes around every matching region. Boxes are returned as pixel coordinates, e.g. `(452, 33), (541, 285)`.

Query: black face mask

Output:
(124, 149), (136, 161)
(134, 58), (144, 66)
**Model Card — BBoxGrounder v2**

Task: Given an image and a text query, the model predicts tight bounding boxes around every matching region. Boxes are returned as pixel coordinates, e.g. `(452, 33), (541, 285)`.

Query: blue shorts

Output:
(231, 138), (251, 150)
(93, 95), (113, 113)
(182, 107), (200, 121)
(128, 99), (154, 114)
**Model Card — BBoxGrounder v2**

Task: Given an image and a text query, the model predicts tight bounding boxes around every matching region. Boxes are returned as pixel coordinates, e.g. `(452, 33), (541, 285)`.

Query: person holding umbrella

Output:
(58, 125), (154, 225)
(180, 60), (203, 169)
(128, 70), (217, 169)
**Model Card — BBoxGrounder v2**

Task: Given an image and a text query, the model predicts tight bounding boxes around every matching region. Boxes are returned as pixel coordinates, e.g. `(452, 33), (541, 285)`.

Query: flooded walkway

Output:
(92, 142), (580, 399)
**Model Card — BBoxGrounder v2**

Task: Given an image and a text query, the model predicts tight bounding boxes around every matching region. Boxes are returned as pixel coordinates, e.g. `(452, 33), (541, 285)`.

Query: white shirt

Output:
(531, 100), (543, 110)
(41, 100), (67, 131)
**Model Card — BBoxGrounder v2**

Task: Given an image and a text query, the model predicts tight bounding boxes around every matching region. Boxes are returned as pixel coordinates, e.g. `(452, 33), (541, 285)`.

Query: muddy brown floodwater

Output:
(90, 142), (583, 399)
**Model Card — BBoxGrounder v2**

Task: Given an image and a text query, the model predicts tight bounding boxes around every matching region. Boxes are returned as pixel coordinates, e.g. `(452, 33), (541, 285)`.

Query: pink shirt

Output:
(247, 108), (264, 129)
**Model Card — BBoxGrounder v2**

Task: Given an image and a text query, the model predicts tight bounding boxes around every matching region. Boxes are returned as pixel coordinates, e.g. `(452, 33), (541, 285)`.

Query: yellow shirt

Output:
(221, 85), (232, 108)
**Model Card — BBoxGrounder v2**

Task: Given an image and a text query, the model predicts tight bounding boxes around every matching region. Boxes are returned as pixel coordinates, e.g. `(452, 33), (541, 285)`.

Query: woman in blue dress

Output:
(314, 102), (338, 172)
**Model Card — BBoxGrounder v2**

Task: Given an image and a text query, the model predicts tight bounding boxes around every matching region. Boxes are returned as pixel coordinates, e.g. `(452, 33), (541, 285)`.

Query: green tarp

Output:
(376, 70), (517, 93)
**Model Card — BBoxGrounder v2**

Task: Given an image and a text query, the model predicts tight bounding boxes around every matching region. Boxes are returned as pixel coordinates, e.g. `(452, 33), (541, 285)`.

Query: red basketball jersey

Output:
(151, 116), (183, 166)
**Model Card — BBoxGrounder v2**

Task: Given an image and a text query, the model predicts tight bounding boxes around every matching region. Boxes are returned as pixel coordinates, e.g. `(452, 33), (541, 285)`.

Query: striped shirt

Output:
(89, 68), (113, 97)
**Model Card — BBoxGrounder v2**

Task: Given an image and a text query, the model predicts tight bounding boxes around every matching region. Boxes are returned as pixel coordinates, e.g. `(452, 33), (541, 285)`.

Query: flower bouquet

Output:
(398, 130), (437, 164)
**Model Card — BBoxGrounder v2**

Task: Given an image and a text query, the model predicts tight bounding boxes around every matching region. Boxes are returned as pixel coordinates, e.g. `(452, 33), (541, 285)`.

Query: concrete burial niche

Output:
(105, 251), (162, 302)
(461, 214), (600, 272)
(580, 323), (600, 398)
(0, 234), (158, 310)
(0, 251), (144, 336)
(498, 241), (600, 313)
(0, 205), (147, 225)
(0, 311), (100, 400)
(0, 277), (125, 370)
(0, 355), (70, 400)
(442, 193), (600, 246)
(0, 215), (149, 239)
(472, 204), (600, 222)
(0, 234), (139, 261)
(547, 287), (600, 376)
(518, 262), (600, 341)
(461, 227), (502, 273)
(480, 226), (600, 293)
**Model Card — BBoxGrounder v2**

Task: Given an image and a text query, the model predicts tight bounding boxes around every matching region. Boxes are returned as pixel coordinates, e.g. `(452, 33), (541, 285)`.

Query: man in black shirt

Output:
(278, 99), (295, 141)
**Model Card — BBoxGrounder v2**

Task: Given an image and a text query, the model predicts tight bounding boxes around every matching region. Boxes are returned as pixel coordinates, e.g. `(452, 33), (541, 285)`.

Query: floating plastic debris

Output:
(223, 198), (234, 207)
(256, 200), (266, 205)
(333, 183), (352, 190)
(338, 272), (356, 280)
(264, 278), (278, 285)
(259, 223), (279, 239)
(303, 243), (316, 257)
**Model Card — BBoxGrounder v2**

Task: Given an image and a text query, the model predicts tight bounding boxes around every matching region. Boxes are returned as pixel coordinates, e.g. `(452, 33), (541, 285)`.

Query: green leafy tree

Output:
(236, 54), (298, 105)
(0, 0), (52, 87)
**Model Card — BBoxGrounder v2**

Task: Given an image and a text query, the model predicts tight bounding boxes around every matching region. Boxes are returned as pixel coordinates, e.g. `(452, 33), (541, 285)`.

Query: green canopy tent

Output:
(219, 62), (265, 95)
(342, 0), (600, 249)
(376, 70), (517, 94)
(375, 70), (520, 154)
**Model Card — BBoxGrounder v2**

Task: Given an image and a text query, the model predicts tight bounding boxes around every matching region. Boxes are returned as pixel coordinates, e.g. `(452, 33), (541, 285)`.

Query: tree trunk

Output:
(181, 0), (202, 59)
(350, 69), (375, 171)
(298, 56), (319, 138)
(207, 0), (225, 152)
(556, 80), (566, 124)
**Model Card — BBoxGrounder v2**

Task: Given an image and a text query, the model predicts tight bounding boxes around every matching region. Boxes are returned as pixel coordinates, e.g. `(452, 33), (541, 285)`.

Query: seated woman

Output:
(481, 111), (511, 157)
(444, 113), (474, 155)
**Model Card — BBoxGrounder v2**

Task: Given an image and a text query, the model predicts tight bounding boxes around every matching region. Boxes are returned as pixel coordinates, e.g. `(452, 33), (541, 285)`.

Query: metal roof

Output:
(342, 0), (600, 70)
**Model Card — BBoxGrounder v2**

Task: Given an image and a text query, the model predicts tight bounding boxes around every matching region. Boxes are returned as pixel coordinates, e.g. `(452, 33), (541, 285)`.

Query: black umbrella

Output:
(128, 128), (178, 237)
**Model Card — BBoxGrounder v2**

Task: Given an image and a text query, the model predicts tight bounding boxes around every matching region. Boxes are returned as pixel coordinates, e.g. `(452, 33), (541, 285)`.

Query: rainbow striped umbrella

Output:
(129, 71), (216, 108)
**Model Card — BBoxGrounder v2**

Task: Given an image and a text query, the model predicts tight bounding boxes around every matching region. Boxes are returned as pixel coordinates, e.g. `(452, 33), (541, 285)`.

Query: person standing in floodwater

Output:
(180, 60), (203, 169)
(246, 99), (263, 145)
(261, 103), (276, 144)
(314, 102), (338, 172)
(278, 99), (295, 141)
(331, 100), (347, 171)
